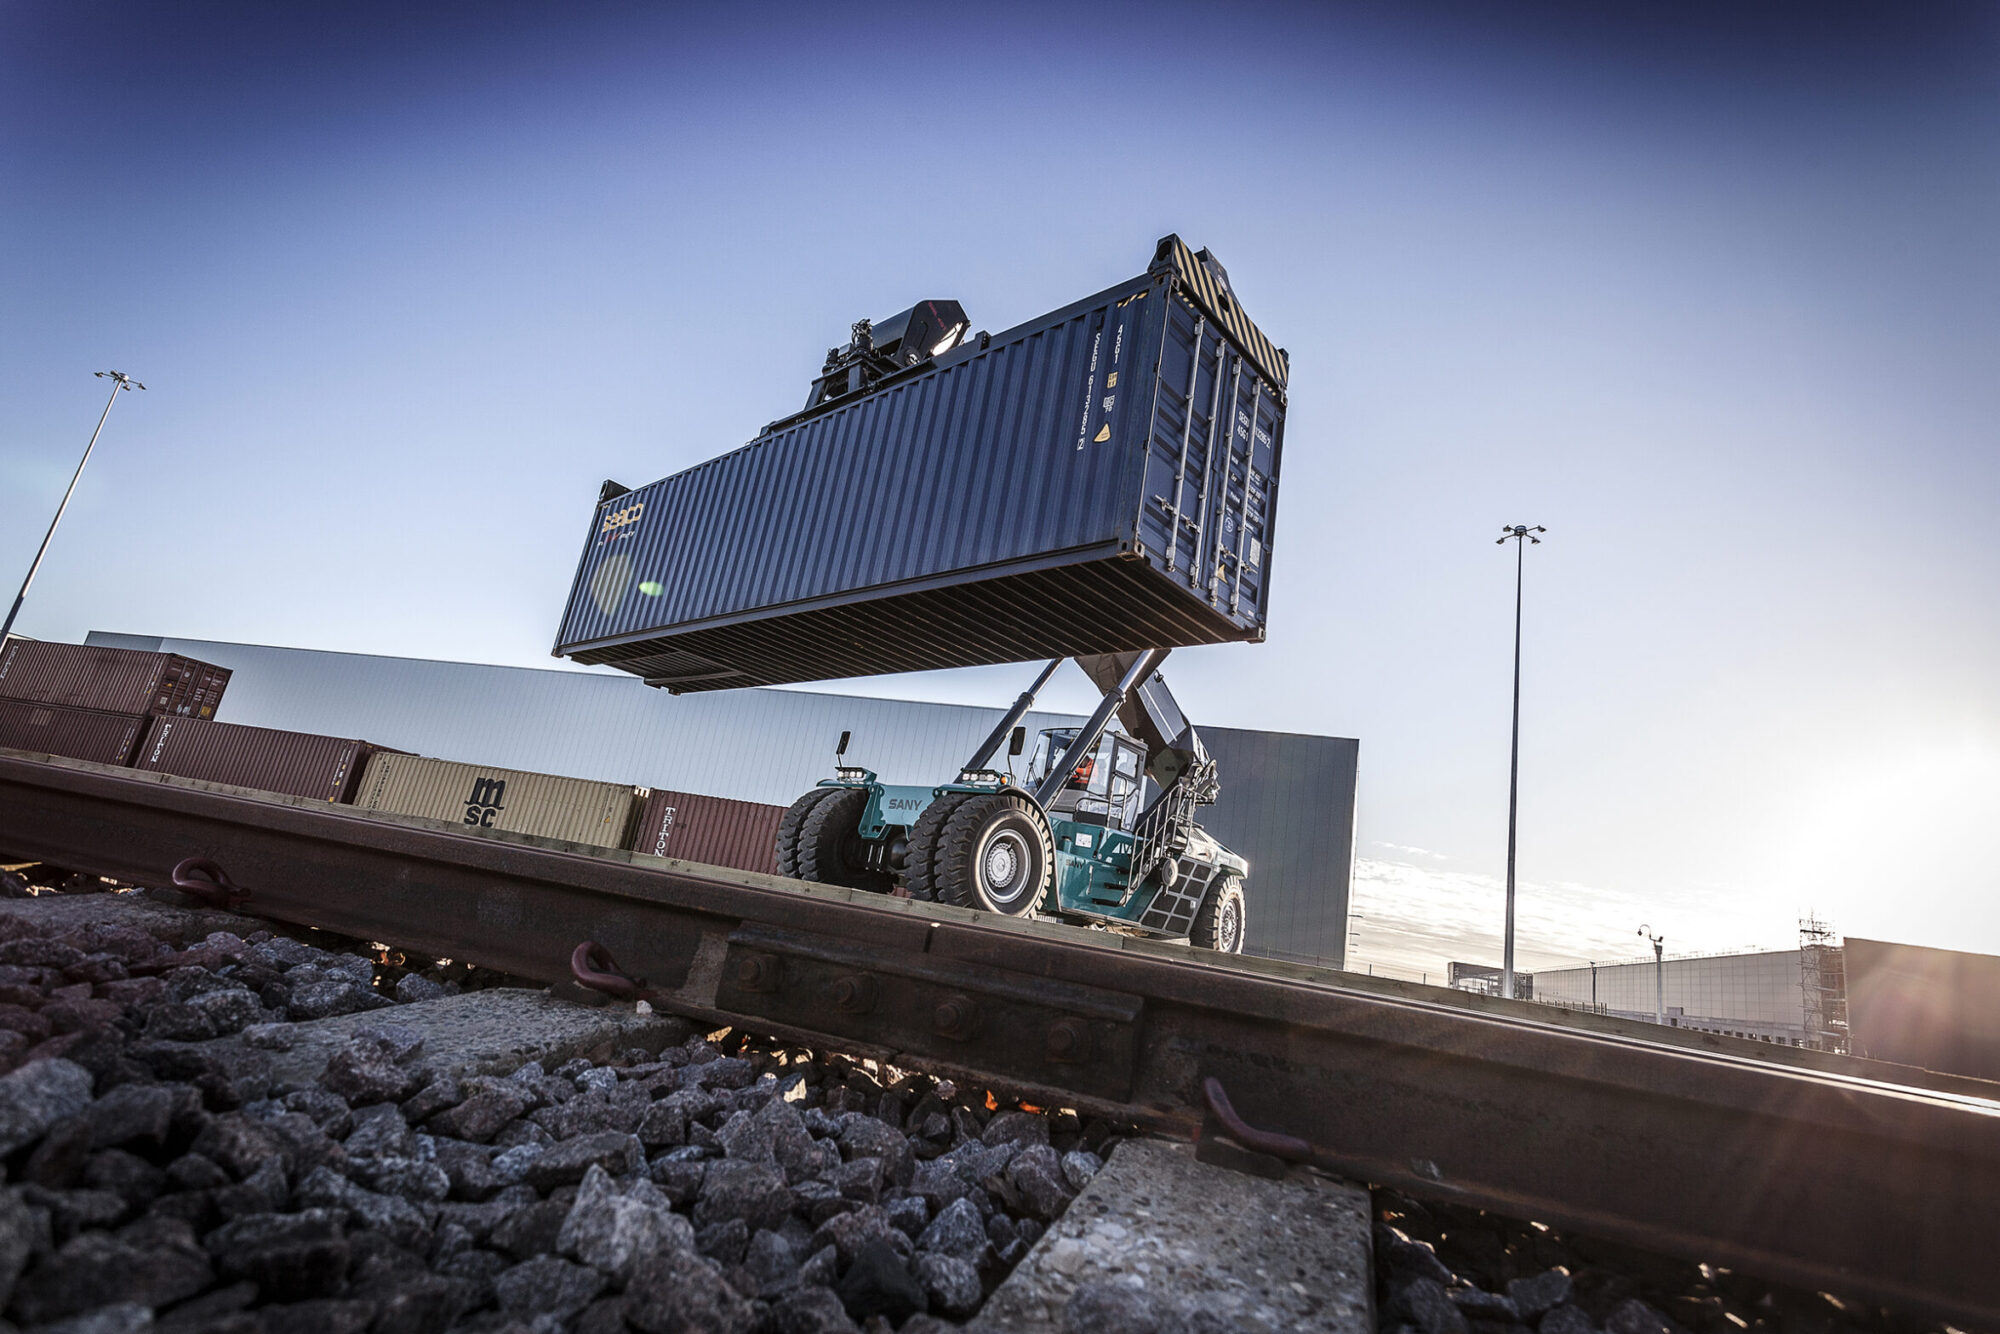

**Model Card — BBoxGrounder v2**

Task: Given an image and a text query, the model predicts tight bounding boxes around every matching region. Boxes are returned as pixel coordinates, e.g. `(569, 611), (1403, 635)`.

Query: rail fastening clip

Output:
(170, 857), (250, 910)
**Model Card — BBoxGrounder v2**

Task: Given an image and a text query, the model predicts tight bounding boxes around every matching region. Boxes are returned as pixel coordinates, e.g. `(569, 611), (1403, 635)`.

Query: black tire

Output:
(1192, 875), (1247, 953)
(903, 792), (973, 903)
(797, 787), (892, 893)
(775, 788), (839, 879)
(935, 792), (1054, 916)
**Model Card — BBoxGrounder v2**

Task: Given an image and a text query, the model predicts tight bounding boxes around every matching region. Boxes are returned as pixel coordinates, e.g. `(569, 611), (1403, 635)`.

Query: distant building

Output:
(1447, 962), (1533, 999)
(1534, 950), (1812, 1045)
(1846, 938), (2000, 1081)
(84, 633), (1357, 969)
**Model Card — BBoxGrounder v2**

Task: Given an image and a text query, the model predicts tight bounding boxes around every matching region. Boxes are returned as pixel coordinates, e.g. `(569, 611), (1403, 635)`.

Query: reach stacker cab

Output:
(775, 651), (1248, 953)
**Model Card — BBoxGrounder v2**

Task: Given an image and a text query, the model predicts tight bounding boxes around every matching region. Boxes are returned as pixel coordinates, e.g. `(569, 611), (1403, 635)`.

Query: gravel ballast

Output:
(0, 891), (1127, 1333)
(1371, 1187), (1965, 1334)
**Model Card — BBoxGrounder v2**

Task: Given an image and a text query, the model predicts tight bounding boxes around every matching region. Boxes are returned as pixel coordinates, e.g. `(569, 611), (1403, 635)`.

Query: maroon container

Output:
(632, 789), (785, 874)
(0, 641), (232, 719)
(0, 700), (149, 766)
(136, 716), (397, 803)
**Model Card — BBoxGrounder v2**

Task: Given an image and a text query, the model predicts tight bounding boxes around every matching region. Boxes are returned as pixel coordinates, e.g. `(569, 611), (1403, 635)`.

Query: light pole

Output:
(1496, 523), (1545, 999)
(1, 372), (146, 646)
(1639, 925), (1665, 1025)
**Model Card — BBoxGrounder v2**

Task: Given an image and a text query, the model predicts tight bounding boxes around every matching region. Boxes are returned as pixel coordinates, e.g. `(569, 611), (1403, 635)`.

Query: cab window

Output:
(1108, 741), (1143, 829)
(1030, 729), (1076, 787)
(1032, 729), (1145, 829)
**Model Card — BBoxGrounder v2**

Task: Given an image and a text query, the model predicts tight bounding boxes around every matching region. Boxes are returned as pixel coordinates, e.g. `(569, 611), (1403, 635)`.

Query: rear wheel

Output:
(775, 788), (838, 879)
(1192, 875), (1247, 953)
(903, 792), (973, 903)
(935, 793), (1054, 917)
(797, 787), (892, 893)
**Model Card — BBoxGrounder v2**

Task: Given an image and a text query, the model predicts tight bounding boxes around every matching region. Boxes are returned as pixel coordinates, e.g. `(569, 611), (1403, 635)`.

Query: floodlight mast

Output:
(1639, 924), (1666, 1025)
(1495, 523), (1545, 1000)
(0, 372), (146, 647)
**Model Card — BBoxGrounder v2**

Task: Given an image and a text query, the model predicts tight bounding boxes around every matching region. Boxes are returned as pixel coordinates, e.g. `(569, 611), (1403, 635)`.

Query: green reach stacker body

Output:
(776, 650), (1248, 952)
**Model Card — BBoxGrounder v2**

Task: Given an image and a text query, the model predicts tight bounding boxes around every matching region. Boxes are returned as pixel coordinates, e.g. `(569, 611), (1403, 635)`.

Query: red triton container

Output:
(0, 640), (231, 719)
(135, 715), (398, 803)
(632, 789), (785, 874)
(0, 700), (149, 766)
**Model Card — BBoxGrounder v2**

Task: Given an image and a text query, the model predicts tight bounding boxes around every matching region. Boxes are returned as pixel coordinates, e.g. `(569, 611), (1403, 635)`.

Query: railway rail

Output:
(3, 747), (1997, 1327)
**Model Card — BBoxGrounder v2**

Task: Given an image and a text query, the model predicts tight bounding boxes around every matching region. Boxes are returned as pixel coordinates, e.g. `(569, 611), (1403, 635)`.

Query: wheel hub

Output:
(981, 829), (1032, 904)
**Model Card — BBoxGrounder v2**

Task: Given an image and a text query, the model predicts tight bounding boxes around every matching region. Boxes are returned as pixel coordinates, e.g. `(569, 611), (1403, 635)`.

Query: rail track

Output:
(3, 747), (1997, 1327)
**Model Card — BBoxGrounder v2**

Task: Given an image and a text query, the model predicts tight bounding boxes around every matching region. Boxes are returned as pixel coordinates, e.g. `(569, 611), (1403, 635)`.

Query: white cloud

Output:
(1372, 841), (1448, 860)
(1345, 856), (1788, 983)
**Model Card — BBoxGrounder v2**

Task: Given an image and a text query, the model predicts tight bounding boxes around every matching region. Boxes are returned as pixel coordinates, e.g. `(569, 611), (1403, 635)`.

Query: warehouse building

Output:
(1533, 950), (1813, 1045)
(82, 633), (1356, 968)
(1846, 938), (2000, 1081)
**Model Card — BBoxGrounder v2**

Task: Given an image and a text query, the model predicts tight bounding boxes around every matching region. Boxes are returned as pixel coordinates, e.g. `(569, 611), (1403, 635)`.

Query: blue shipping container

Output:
(554, 236), (1287, 691)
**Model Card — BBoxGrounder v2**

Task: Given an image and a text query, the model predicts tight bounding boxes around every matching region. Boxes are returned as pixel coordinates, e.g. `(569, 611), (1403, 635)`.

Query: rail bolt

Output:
(828, 973), (877, 1015)
(1045, 1016), (1091, 1063)
(932, 994), (979, 1041)
(734, 953), (783, 994)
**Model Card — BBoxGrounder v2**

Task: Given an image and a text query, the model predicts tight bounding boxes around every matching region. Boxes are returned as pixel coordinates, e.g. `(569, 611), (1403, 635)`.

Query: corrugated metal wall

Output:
(1197, 726), (1356, 969)
(1847, 938), (2000, 1081)
(1536, 951), (1807, 1028)
(86, 632), (1353, 966)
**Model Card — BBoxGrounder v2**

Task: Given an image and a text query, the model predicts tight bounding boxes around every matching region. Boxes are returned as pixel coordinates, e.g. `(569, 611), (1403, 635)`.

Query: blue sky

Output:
(4, 2), (1996, 976)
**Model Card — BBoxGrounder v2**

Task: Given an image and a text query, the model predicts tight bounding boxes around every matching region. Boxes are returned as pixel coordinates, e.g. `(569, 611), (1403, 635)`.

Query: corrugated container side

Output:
(351, 752), (644, 849)
(632, 789), (784, 873)
(0, 700), (149, 766)
(135, 716), (394, 803)
(553, 236), (1285, 692)
(0, 641), (232, 718)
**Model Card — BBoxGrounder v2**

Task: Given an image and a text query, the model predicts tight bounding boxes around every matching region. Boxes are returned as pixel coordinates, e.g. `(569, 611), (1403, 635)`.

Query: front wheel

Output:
(935, 793), (1054, 917)
(796, 787), (892, 893)
(775, 787), (838, 879)
(903, 792), (973, 903)
(1192, 875), (1247, 953)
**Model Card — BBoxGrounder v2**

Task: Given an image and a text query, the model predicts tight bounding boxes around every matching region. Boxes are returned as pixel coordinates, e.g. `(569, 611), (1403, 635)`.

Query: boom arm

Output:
(962, 658), (1063, 775)
(1074, 652), (1219, 804)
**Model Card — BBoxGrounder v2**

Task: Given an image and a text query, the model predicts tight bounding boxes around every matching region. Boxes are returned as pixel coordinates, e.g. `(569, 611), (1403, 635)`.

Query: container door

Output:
(1135, 295), (1282, 629)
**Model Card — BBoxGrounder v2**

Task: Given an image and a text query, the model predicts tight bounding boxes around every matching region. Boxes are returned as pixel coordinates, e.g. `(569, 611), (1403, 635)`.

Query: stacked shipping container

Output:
(633, 789), (784, 874)
(0, 640), (233, 770)
(135, 716), (395, 804)
(0, 700), (150, 766)
(0, 640), (230, 718)
(349, 752), (647, 850)
(1, 641), (782, 869)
